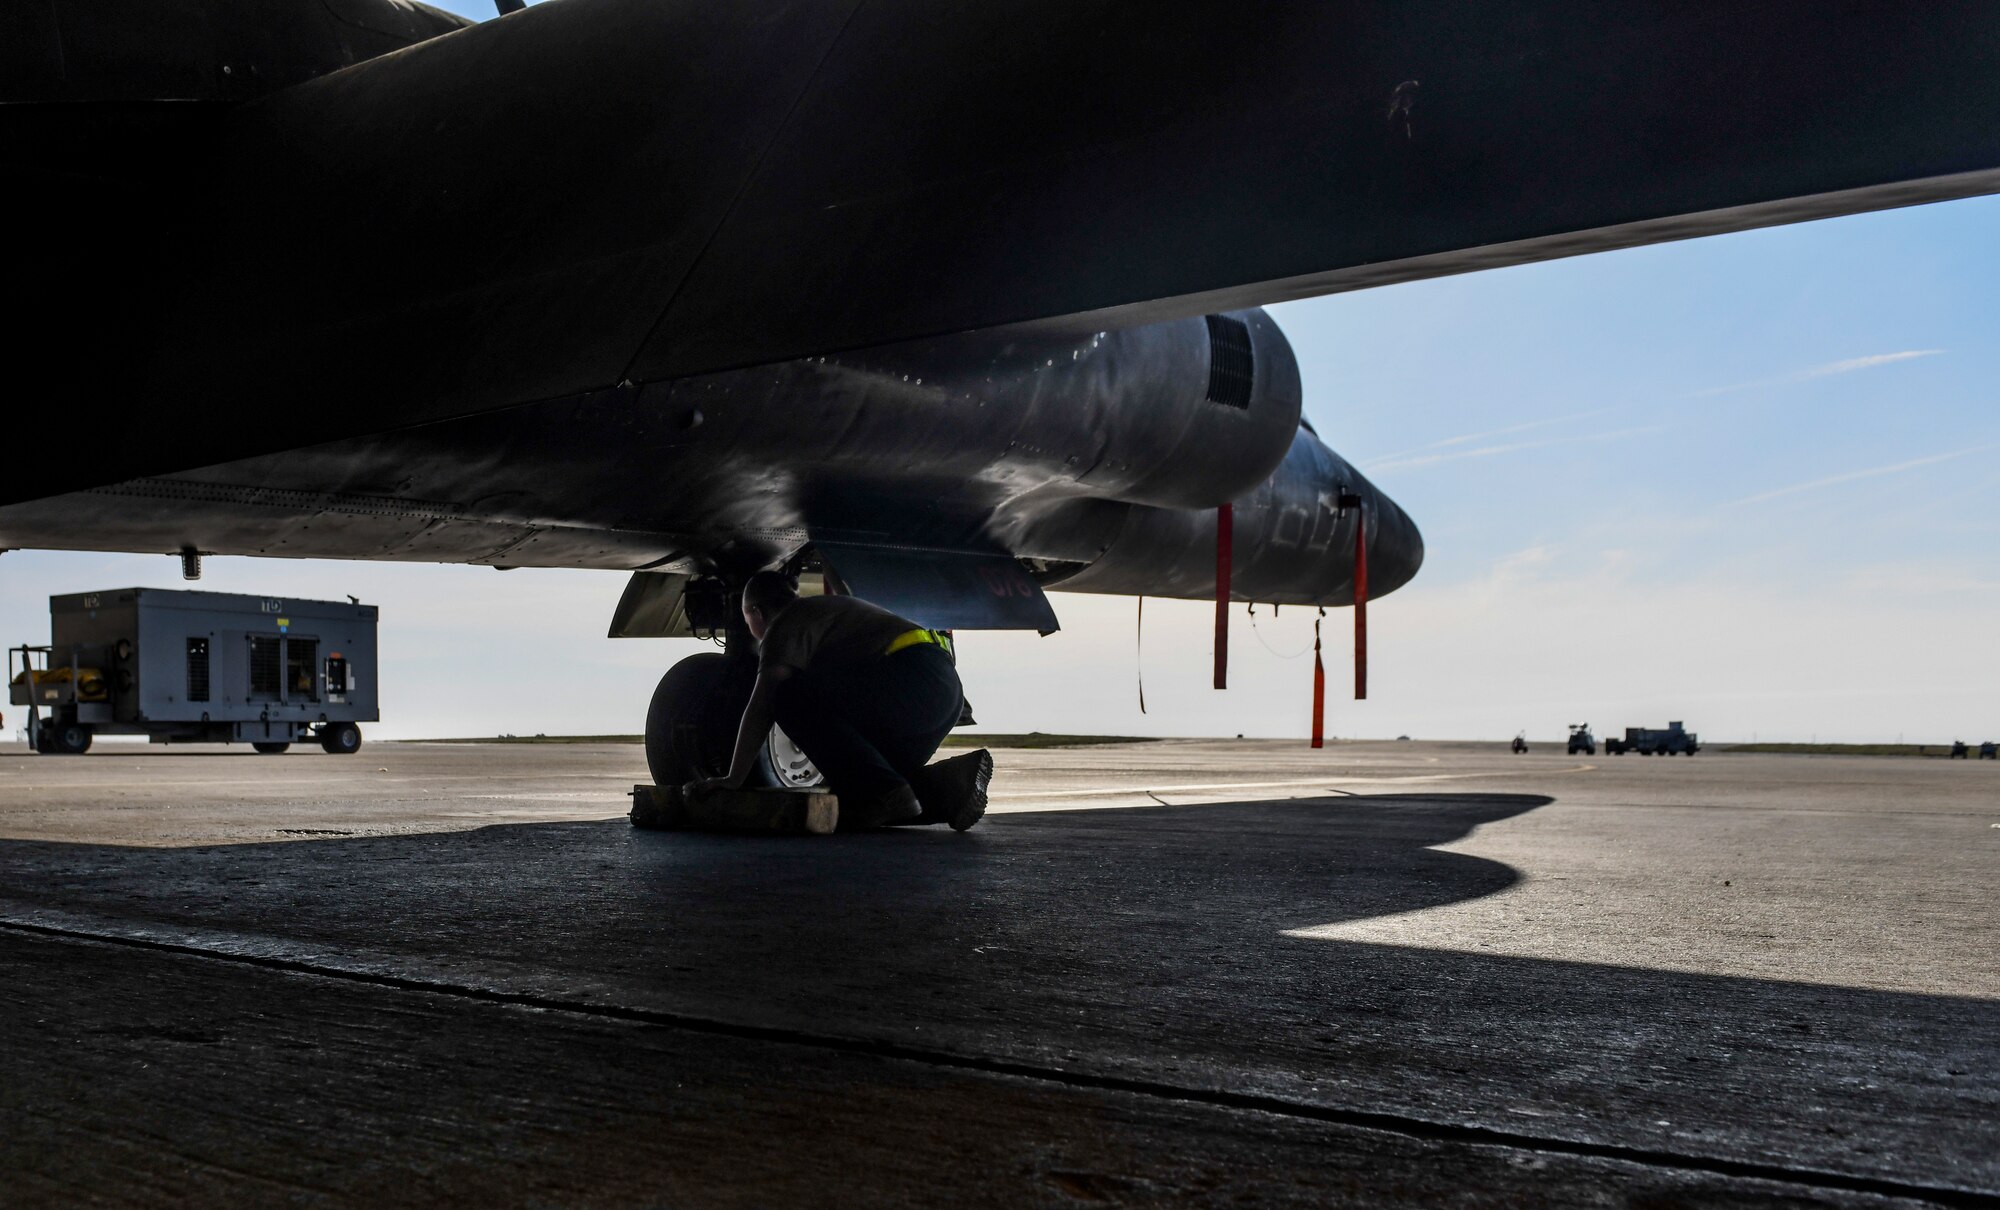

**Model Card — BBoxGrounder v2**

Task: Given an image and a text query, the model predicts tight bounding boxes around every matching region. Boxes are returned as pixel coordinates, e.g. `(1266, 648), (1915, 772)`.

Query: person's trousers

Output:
(771, 645), (962, 803)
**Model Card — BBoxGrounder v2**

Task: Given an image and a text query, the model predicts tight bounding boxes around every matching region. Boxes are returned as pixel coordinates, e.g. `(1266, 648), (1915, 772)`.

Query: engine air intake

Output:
(1203, 314), (1255, 409)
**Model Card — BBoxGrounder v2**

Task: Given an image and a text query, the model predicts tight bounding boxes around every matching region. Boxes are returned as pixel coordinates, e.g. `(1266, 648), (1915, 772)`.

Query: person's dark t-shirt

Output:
(758, 595), (920, 675)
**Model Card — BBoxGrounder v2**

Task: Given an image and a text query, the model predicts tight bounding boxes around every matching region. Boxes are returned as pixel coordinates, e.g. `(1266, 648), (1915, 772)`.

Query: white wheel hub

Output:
(767, 723), (824, 788)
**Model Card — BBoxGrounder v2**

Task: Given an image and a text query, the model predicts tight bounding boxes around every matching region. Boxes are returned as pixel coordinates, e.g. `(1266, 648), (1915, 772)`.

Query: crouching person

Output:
(683, 570), (991, 830)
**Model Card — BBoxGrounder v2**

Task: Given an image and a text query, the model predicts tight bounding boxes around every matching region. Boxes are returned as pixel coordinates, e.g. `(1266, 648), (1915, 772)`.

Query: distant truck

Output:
(1567, 724), (1596, 756)
(1604, 721), (1699, 756)
(9, 588), (377, 755)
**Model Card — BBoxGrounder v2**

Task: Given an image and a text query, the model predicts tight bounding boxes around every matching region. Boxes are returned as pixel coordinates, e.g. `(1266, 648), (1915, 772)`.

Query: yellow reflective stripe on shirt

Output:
(884, 628), (951, 657)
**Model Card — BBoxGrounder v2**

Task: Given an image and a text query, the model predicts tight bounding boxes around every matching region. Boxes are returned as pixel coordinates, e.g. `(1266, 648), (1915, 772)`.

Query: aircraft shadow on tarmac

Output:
(0, 789), (1560, 1075)
(3, 791), (1995, 1192)
(0, 791), (1550, 942)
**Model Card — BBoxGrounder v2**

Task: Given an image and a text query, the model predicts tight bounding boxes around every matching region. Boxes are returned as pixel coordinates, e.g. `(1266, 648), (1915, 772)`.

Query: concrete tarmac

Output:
(0, 739), (1992, 1206)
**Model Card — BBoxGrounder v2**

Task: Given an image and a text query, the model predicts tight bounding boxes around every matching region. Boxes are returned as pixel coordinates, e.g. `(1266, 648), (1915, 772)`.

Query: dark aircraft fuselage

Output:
(9, 0), (1998, 517)
(0, 309), (1422, 611)
(11, 0), (1995, 630)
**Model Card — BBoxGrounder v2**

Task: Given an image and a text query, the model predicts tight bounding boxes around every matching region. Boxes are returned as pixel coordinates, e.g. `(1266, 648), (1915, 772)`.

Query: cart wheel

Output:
(319, 723), (362, 754)
(252, 741), (291, 755)
(53, 723), (91, 755)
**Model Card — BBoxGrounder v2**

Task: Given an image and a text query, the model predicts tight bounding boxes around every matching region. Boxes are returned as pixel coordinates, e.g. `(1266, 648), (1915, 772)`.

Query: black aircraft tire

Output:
(319, 723), (362, 755)
(253, 742), (291, 755)
(644, 653), (779, 791)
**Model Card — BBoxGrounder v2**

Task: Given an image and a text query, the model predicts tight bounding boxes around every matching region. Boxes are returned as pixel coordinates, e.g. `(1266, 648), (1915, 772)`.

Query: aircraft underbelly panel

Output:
(13, 3), (2000, 505)
(0, 308), (1418, 604)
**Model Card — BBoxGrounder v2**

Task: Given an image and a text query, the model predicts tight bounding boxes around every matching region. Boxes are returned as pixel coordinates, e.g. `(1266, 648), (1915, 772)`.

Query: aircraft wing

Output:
(11, 0), (2000, 506)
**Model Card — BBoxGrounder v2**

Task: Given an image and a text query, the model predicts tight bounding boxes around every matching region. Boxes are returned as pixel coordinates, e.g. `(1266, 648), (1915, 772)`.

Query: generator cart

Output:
(9, 588), (378, 754)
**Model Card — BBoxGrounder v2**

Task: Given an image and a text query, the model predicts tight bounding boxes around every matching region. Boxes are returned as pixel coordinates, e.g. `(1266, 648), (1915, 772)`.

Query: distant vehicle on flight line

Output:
(1605, 722), (1699, 756)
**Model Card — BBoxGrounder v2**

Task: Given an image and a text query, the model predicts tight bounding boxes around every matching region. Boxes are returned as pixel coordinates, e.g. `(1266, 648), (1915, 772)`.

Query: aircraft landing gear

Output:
(643, 652), (822, 790)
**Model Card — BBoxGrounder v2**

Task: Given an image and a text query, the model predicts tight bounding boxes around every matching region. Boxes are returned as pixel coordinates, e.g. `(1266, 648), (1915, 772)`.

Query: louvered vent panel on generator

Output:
(248, 635), (281, 698)
(186, 638), (209, 702)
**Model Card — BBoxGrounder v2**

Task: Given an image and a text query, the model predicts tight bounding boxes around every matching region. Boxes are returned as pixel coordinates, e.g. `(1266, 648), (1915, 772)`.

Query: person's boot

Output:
(909, 749), (993, 831)
(840, 782), (923, 830)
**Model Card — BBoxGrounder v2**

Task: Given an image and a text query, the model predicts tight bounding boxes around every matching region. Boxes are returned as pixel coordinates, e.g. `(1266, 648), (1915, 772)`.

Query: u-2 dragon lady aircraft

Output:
(5, 0), (1996, 779)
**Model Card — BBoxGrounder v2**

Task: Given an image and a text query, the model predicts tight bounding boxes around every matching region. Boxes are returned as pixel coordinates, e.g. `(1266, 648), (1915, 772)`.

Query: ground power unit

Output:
(8, 588), (378, 754)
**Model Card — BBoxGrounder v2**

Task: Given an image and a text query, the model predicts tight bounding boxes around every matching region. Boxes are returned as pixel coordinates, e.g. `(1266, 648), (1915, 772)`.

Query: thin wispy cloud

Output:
(1364, 406), (1622, 466)
(1430, 406), (1622, 449)
(1692, 349), (1944, 398)
(1366, 425), (1665, 473)
(1803, 350), (1947, 378)
(1726, 442), (2000, 506)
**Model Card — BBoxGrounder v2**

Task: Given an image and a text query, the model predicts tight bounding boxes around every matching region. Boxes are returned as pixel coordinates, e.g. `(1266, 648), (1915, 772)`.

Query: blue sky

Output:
(1256, 195), (2000, 744)
(431, 0), (515, 17)
(4, 26), (1995, 743)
